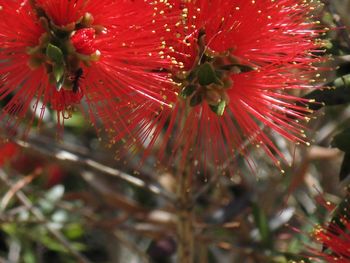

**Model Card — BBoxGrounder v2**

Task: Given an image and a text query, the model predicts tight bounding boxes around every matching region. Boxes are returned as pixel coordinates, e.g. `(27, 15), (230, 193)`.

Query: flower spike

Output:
(110, 0), (325, 174)
(0, 0), (179, 134)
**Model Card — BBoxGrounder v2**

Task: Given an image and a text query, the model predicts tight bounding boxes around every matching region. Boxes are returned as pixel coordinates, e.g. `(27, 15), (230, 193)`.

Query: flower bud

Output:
(71, 28), (96, 55)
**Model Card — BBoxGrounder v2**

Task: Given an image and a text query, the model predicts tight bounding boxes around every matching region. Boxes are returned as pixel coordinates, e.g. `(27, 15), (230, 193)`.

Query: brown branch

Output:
(0, 168), (42, 211)
(12, 135), (175, 202)
(176, 167), (195, 262)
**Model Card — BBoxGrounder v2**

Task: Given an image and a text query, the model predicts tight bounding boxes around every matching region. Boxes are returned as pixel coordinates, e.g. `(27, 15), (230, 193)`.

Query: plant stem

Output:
(176, 168), (194, 263)
(13, 136), (175, 202)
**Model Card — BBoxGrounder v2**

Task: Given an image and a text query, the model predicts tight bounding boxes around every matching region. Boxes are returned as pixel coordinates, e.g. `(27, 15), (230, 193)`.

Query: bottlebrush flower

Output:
(310, 218), (350, 262)
(111, 0), (325, 173)
(0, 0), (178, 132)
(308, 192), (350, 262)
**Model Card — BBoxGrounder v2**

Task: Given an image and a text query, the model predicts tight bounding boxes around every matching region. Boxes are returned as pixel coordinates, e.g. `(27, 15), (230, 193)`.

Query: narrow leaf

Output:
(46, 43), (64, 64)
(339, 153), (350, 181)
(252, 203), (273, 248)
(53, 64), (64, 83)
(209, 100), (226, 116)
(332, 129), (350, 152)
(302, 74), (350, 111)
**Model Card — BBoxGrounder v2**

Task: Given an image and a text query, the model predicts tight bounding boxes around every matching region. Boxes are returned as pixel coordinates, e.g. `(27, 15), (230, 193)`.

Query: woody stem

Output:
(176, 160), (195, 262)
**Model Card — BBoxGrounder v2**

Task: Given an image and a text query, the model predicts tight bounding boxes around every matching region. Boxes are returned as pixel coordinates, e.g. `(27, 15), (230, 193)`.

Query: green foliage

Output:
(46, 44), (64, 65)
(331, 129), (350, 181)
(252, 203), (273, 249)
(46, 43), (65, 90)
(303, 74), (350, 111)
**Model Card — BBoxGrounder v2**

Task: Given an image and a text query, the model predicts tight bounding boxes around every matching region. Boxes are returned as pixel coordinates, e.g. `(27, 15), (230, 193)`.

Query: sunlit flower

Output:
(0, 0), (177, 132)
(111, 0), (324, 173)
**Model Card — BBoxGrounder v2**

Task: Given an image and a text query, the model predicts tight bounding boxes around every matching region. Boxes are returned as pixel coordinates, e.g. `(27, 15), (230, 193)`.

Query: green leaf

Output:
(46, 44), (66, 90)
(334, 74), (350, 88)
(64, 223), (84, 239)
(53, 63), (64, 83)
(198, 62), (217, 86)
(209, 100), (226, 116)
(1, 223), (17, 235)
(332, 129), (350, 152)
(302, 74), (350, 111)
(23, 249), (36, 263)
(252, 203), (273, 249)
(331, 130), (350, 181)
(40, 235), (69, 252)
(46, 43), (64, 64)
(339, 153), (350, 181)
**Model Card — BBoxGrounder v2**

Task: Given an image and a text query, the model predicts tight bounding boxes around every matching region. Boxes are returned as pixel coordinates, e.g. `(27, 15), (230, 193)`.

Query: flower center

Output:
(26, 1), (105, 92)
(176, 29), (255, 116)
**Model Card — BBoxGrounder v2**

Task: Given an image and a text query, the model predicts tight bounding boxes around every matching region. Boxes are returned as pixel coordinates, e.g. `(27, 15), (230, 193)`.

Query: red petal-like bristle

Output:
(109, 0), (325, 174)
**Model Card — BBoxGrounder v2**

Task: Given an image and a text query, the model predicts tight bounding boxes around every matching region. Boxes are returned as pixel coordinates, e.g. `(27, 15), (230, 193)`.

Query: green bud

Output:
(82, 12), (94, 27)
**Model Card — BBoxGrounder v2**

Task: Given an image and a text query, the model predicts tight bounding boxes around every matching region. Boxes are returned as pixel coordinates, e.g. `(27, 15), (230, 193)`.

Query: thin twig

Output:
(0, 170), (92, 263)
(81, 171), (148, 214)
(0, 168), (42, 211)
(12, 135), (175, 202)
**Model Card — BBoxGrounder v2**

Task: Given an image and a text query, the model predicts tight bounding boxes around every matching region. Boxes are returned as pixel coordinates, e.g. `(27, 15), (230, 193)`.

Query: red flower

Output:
(310, 218), (350, 262)
(308, 192), (350, 262)
(0, 0), (177, 132)
(111, 0), (324, 172)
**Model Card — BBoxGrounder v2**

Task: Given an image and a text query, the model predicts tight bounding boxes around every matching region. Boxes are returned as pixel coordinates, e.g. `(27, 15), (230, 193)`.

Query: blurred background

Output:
(1, 1), (350, 262)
